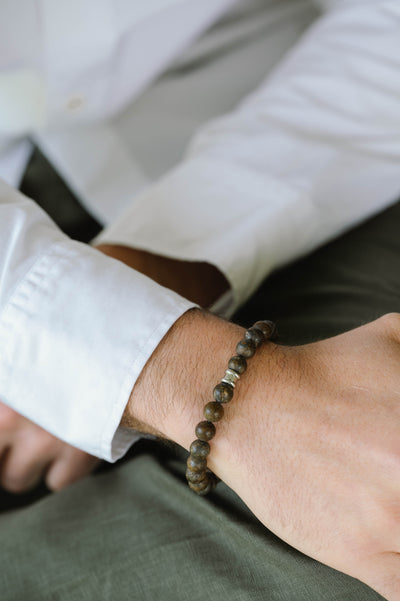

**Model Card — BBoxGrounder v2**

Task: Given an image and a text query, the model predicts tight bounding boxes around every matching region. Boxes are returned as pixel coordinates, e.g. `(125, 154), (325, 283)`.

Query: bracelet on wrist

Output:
(186, 320), (276, 495)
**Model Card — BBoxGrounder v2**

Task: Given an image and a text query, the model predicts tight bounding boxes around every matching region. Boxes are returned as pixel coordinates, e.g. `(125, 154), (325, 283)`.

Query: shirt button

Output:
(66, 95), (84, 111)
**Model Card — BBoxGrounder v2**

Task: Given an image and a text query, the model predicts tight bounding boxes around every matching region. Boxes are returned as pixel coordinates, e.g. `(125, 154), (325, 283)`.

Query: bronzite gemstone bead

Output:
(236, 338), (256, 358)
(204, 401), (224, 422)
(195, 420), (216, 441)
(253, 320), (276, 340)
(188, 476), (211, 494)
(195, 472), (219, 496)
(244, 326), (264, 347)
(186, 468), (207, 483)
(187, 454), (207, 472)
(186, 319), (276, 495)
(213, 382), (234, 404)
(228, 355), (247, 375)
(195, 481), (214, 496)
(190, 439), (210, 458)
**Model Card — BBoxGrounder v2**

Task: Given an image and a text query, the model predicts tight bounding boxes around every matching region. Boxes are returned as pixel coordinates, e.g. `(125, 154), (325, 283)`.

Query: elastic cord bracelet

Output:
(186, 320), (276, 495)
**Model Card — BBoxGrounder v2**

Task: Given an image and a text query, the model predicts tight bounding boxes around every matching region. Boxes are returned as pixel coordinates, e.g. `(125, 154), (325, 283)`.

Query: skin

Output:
(0, 245), (228, 492)
(0, 402), (100, 492)
(128, 309), (400, 601)
(1, 244), (400, 599)
(96, 244), (230, 307)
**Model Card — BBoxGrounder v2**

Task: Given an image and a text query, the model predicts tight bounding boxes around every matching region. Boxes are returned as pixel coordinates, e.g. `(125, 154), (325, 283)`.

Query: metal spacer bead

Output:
(221, 368), (240, 388)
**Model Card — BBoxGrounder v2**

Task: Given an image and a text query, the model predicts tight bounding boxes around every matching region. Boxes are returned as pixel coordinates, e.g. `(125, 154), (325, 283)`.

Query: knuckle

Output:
(2, 473), (32, 494)
(22, 426), (59, 458)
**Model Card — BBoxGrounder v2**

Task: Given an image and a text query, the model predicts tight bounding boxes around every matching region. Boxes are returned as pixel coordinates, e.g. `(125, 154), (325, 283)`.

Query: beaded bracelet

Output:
(186, 320), (276, 495)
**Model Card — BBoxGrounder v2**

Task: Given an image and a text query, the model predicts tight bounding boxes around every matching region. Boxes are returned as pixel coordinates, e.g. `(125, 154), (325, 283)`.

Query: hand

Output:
(218, 312), (400, 601)
(125, 310), (400, 601)
(95, 244), (229, 307)
(0, 402), (100, 493)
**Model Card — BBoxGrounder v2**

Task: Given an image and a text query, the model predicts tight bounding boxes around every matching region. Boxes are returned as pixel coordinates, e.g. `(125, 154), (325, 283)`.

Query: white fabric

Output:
(0, 0), (399, 460)
(0, 0), (235, 189)
(0, 178), (194, 460)
(97, 0), (400, 311)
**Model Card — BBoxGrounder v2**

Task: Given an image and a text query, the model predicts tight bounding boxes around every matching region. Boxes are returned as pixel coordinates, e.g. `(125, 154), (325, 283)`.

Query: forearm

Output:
(121, 307), (279, 480)
(94, 245), (275, 474)
(122, 309), (242, 444)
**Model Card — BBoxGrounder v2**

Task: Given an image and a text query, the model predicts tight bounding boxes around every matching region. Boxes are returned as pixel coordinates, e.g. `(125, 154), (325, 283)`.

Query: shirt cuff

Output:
(93, 155), (307, 313)
(0, 238), (195, 461)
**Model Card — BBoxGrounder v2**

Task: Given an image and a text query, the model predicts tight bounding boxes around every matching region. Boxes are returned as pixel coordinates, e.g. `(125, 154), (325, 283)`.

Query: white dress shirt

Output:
(0, 0), (399, 461)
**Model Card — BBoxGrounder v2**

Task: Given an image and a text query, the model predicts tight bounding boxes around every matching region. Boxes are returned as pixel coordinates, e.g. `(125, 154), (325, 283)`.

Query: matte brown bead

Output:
(228, 355), (247, 375)
(236, 338), (256, 358)
(204, 401), (224, 422)
(213, 382), (234, 404)
(195, 481), (214, 496)
(253, 320), (276, 340)
(190, 439), (210, 458)
(244, 327), (264, 347)
(195, 420), (216, 441)
(187, 455), (207, 472)
(194, 473), (218, 496)
(186, 468), (207, 483)
(188, 475), (210, 493)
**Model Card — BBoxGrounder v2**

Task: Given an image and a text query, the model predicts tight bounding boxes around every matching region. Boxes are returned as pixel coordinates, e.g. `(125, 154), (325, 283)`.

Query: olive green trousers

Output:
(1, 151), (398, 600)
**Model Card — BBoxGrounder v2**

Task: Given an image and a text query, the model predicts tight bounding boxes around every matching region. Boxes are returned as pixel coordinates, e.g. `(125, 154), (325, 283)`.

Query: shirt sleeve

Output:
(95, 0), (400, 313)
(0, 178), (195, 461)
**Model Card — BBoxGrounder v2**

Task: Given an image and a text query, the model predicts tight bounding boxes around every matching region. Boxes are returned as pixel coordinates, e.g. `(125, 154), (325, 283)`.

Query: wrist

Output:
(124, 308), (280, 482)
(124, 309), (242, 443)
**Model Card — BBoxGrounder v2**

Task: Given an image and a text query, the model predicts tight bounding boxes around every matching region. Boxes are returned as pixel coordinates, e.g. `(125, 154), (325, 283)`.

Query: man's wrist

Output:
(122, 309), (241, 443)
(123, 308), (280, 480)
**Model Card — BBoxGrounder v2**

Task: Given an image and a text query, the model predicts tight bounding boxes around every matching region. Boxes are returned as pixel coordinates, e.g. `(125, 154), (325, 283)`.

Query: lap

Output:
(0, 440), (384, 600)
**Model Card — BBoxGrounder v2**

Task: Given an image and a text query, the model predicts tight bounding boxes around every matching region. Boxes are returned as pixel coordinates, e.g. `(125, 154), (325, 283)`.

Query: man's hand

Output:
(0, 403), (99, 493)
(126, 309), (400, 601)
(95, 244), (229, 307)
(220, 312), (400, 601)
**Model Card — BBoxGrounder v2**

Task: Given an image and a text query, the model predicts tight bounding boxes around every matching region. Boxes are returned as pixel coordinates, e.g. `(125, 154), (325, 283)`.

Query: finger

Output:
(45, 449), (100, 491)
(0, 444), (54, 494)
